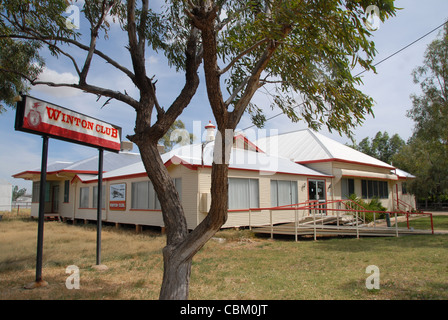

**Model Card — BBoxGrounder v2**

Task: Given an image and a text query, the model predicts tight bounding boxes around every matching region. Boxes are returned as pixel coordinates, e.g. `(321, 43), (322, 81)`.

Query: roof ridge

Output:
(258, 127), (309, 139)
(307, 130), (333, 159)
(64, 154), (98, 170)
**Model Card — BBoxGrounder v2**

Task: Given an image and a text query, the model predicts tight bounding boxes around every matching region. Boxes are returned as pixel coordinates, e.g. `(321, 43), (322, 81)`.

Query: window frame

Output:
(228, 178), (260, 210)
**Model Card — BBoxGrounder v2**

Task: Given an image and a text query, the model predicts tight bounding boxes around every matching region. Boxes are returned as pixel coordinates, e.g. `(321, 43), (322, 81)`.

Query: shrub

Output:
(347, 194), (386, 223)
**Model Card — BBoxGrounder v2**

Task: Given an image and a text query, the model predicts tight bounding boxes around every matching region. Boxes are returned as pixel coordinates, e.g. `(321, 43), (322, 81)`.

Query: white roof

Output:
(18, 152), (141, 176)
(256, 129), (395, 169)
(395, 168), (416, 179)
(88, 142), (331, 182)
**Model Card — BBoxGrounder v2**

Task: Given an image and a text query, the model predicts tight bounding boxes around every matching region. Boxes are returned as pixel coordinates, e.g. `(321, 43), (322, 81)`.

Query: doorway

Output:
(308, 179), (326, 215)
(51, 185), (59, 213)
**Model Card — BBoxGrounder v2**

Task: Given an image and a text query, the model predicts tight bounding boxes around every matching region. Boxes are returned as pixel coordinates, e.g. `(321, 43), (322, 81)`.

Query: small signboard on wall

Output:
(109, 183), (126, 211)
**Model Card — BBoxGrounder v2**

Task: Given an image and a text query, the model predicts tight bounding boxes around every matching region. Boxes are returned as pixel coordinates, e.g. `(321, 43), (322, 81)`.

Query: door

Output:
(52, 185), (59, 213)
(308, 180), (326, 215)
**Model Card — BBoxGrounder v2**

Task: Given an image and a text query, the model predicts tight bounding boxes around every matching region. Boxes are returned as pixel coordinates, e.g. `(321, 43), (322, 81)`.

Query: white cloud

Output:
(33, 67), (81, 98)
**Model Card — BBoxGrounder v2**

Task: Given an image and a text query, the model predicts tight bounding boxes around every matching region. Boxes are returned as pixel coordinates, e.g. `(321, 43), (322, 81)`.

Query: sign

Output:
(109, 183), (126, 211)
(15, 95), (122, 152)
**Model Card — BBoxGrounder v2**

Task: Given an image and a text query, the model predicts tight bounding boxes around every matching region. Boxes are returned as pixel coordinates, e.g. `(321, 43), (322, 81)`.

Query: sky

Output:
(1, 0), (448, 192)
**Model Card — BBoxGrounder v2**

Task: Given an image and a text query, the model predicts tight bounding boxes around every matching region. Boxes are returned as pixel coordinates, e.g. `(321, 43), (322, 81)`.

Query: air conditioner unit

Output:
(200, 193), (211, 213)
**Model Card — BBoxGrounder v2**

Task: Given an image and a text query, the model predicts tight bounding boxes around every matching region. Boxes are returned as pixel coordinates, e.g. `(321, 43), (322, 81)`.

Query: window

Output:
(271, 180), (298, 207)
(361, 180), (388, 199)
(341, 178), (355, 199)
(402, 182), (408, 195)
(79, 187), (90, 208)
(174, 178), (182, 200)
(228, 178), (259, 209)
(131, 181), (158, 210)
(93, 185), (106, 208)
(131, 178), (181, 210)
(64, 180), (70, 203)
(32, 181), (40, 203)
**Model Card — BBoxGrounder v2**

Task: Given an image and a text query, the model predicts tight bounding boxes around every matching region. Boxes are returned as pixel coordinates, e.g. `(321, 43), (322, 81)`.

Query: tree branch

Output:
(31, 80), (140, 109)
(219, 38), (269, 75)
(127, 0), (149, 91)
(79, 0), (114, 84)
(0, 33), (136, 83)
(224, 76), (249, 107)
(190, 4), (227, 125)
(144, 26), (202, 141)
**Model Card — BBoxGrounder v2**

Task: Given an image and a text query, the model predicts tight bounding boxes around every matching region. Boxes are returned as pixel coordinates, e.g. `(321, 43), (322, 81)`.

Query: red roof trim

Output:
(297, 158), (395, 170)
(233, 134), (264, 153)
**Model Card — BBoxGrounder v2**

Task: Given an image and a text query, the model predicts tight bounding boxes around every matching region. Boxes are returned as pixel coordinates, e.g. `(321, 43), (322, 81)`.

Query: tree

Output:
(170, 0), (396, 299)
(0, 0), (397, 299)
(393, 23), (448, 203)
(392, 136), (446, 203)
(12, 185), (26, 201)
(0, 38), (44, 112)
(409, 23), (448, 146)
(0, 0), (202, 299)
(350, 131), (405, 163)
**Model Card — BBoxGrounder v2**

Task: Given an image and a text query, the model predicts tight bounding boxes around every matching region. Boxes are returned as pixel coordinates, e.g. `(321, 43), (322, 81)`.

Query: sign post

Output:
(16, 95), (121, 286)
(94, 148), (107, 270)
(24, 135), (49, 289)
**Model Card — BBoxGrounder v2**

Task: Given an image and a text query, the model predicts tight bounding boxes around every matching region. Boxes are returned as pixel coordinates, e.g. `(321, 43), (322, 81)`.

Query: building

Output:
(13, 124), (416, 229)
(256, 129), (416, 212)
(0, 179), (12, 212)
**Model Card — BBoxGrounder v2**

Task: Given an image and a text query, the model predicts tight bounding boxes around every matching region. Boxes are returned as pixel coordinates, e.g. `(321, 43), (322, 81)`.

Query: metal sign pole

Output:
(25, 135), (49, 289)
(94, 148), (107, 270)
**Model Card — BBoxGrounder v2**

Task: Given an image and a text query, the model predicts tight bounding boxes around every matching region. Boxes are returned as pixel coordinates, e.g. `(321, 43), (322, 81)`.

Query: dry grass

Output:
(1, 213), (447, 300)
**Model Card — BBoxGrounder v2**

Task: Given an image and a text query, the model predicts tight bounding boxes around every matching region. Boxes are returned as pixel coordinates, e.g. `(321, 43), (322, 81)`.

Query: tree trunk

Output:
(134, 140), (191, 299)
(157, 127), (231, 299)
(159, 244), (192, 300)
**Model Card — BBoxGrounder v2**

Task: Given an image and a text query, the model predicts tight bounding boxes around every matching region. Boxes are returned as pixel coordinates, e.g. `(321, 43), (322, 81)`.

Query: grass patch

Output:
(396, 215), (448, 231)
(1, 216), (447, 300)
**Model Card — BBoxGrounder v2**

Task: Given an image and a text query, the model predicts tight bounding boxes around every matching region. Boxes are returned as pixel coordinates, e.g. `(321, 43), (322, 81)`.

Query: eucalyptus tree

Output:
(0, 0), (203, 299)
(0, 0), (397, 299)
(393, 23), (448, 203)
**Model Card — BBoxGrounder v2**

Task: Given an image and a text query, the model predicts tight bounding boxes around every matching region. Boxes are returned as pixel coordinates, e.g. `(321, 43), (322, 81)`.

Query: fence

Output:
(0, 202), (32, 213)
(229, 199), (434, 241)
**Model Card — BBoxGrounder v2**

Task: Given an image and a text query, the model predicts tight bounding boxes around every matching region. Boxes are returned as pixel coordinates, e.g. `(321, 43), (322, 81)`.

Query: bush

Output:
(347, 194), (386, 223)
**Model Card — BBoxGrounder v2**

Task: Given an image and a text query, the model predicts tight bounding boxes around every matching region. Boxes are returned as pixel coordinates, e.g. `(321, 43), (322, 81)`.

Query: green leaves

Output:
(201, 0), (397, 135)
(409, 24), (448, 145)
(0, 38), (44, 111)
(0, 0), (78, 110)
(392, 24), (448, 201)
(0, 0), (77, 39)
(351, 131), (405, 163)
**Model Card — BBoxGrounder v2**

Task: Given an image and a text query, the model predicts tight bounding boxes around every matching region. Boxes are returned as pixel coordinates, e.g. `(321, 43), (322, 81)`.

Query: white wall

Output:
(0, 180), (12, 212)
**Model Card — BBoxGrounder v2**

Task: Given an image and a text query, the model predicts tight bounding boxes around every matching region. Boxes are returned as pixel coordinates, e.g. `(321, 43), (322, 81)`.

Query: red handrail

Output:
(227, 198), (434, 234)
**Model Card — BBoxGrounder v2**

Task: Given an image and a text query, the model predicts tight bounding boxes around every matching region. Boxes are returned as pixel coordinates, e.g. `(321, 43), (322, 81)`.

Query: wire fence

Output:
(0, 202), (32, 212)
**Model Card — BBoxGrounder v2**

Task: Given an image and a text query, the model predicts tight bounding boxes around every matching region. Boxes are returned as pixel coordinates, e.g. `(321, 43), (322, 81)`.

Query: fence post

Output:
(373, 211), (376, 228)
(249, 209), (251, 231)
(395, 212), (399, 237)
(337, 206), (340, 228)
(313, 208), (317, 241)
(430, 213), (434, 235)
(406, 212), (409, 229)
(356, 210), (359, 239)
(294, 205), (298, 242)
(270, 210), (273, 240)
